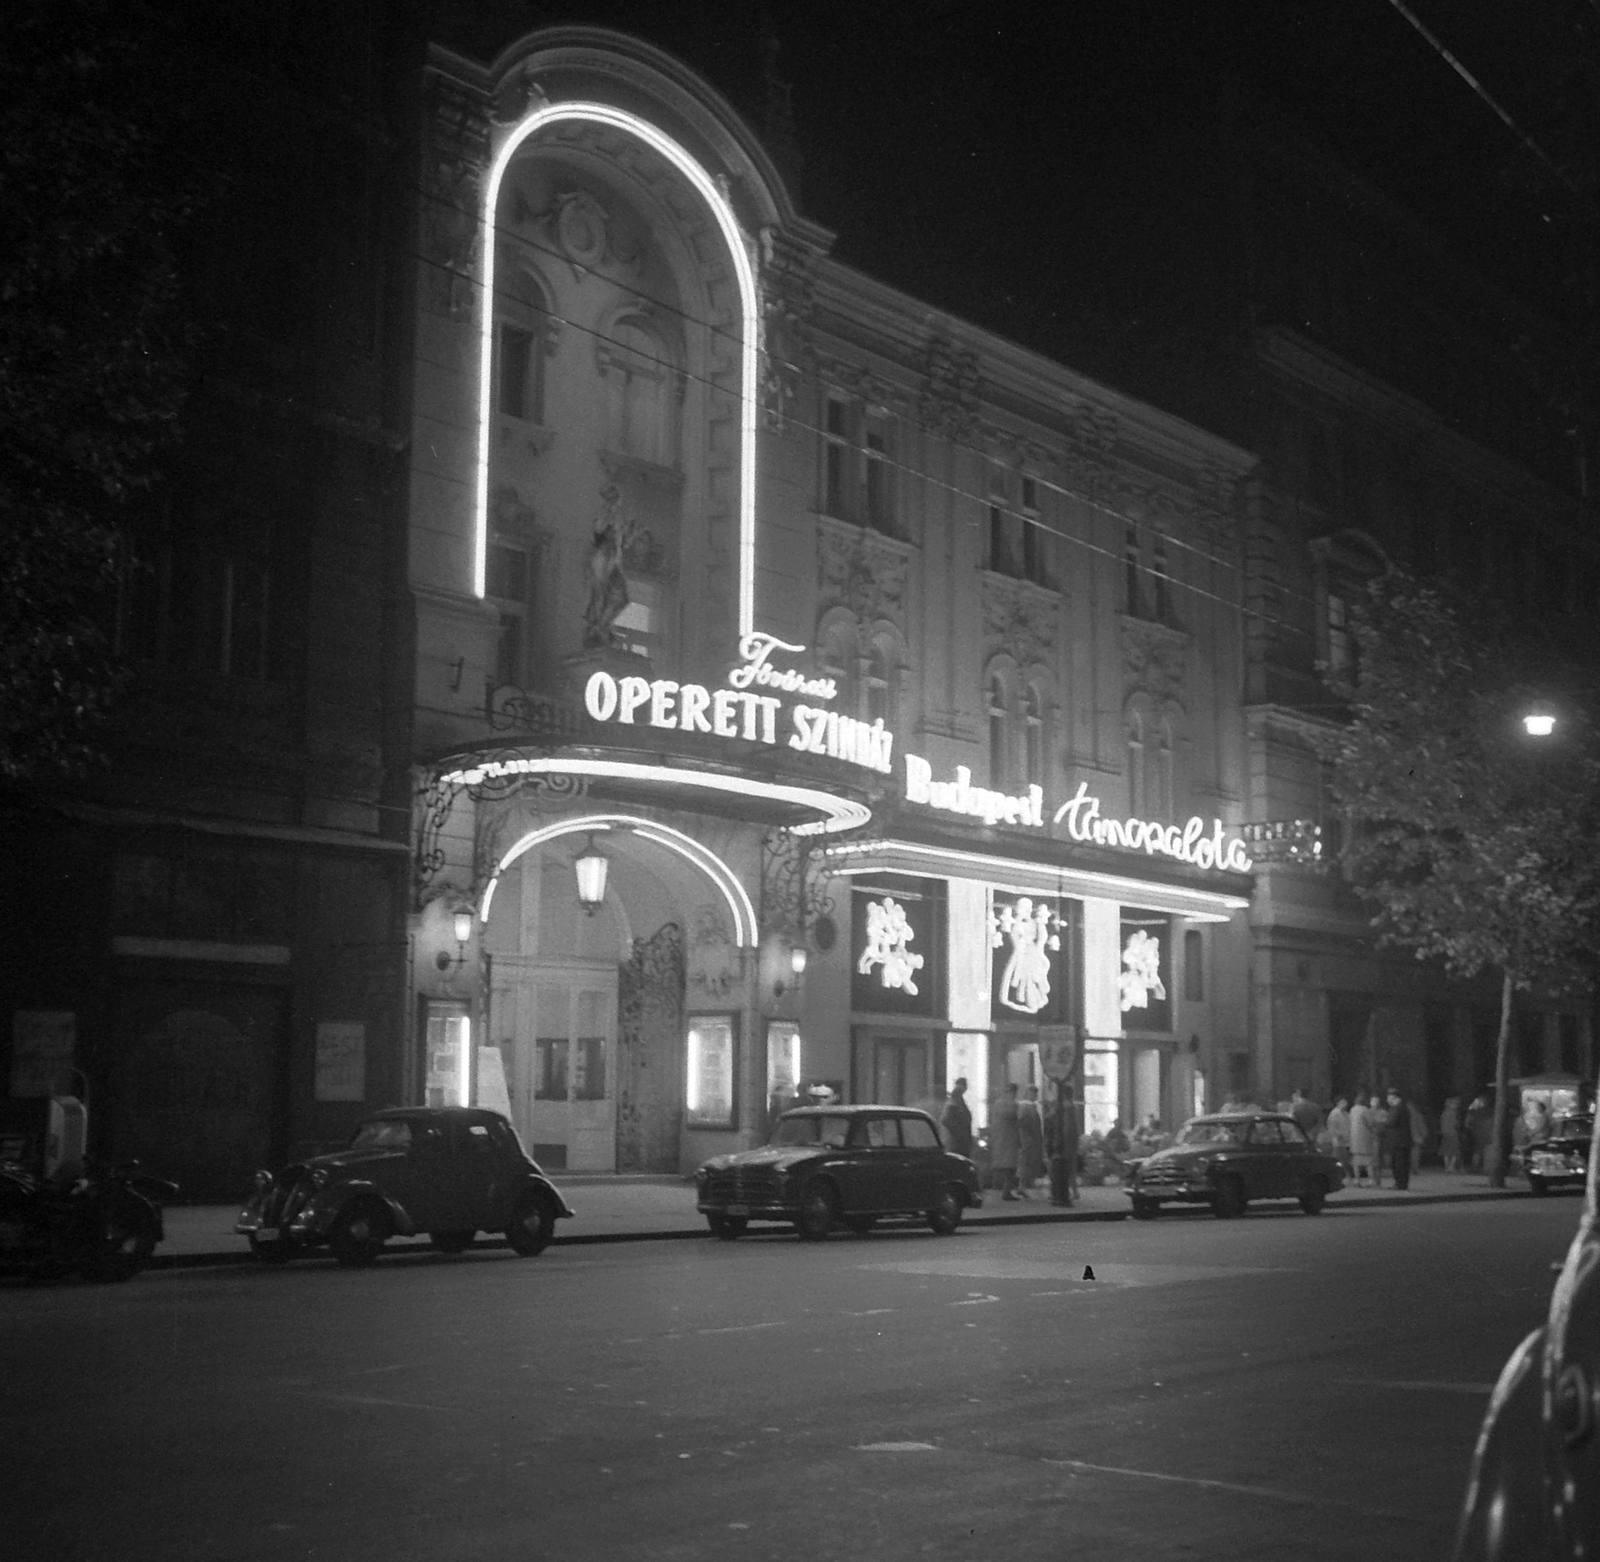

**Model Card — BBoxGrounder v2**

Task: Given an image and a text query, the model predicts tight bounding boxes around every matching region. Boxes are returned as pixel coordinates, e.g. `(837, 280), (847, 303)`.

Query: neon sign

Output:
(856, 897), (924, 994)
(1054, 783), (1252, 873)
(990, 897), (1060, 1015)
(726, 633), (837, 701)
(1119, 928), (1167, 1012)
(583, 667), (893, 776)
(904, 755), (1044, 828)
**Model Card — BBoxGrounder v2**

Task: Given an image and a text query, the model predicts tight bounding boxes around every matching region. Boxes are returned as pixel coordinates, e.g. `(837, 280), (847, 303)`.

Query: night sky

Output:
(465, 0), (1590, 427)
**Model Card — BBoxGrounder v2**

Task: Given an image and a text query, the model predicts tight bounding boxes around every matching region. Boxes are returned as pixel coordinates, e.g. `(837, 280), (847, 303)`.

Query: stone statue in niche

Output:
(583, 484), (631, 648)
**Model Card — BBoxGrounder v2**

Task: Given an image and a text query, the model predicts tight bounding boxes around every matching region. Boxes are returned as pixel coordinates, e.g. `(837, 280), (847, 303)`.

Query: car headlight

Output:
(308, 1167), (330, 1190)
(252, 1169), (273, 1193)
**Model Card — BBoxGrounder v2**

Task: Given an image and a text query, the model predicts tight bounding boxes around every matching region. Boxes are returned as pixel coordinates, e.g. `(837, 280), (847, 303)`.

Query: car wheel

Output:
(926, 1185), (965, 1236)
(1212, 1177), (1246, 1219)
(1528, 1174), (1549, 1197)
(845, 1215), (877, 1235)
(1298, 1178), (1327, 1215)
(248, 1232), (298, 1265)
(1130, 1194), (1160, 1220)
(506, 1193), (556, 1256)
(710, 1215), (748, 1241)
(329, 1200), (390, 1267)
(795, 1181), (839, 1241)
(431, 1229), (476, 1254)
(83, 1202), (158, 1281)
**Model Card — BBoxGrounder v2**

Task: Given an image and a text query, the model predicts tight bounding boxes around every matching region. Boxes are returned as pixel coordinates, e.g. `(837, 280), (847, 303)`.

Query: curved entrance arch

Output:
(475, 102), (760, 636)
(479, 813), (757, 948)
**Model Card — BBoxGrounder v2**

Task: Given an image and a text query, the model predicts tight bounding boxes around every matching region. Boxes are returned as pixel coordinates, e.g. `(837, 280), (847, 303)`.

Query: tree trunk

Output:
(1487, 969), (1514, 1188)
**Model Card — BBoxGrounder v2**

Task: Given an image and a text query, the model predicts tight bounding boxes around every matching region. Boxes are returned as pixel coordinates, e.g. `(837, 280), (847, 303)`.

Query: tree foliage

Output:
(0, 0), (193, 781)
(1319, 574), (1600, 1179)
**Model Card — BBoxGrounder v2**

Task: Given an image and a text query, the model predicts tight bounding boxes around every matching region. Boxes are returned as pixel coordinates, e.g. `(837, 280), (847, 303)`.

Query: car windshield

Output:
(1551, 1116), (1594, 1139)
(770, 1114), (852, 1150)
(350, 1119), (413, 1151)
(1175, 1120), (1248, 1146)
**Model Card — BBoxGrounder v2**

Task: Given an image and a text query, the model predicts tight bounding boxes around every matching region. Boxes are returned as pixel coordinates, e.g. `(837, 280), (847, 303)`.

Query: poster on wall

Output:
(851, 878), (944, 1017)
(9, 1011), (76, 1097)
(989, 894), (1068, 1025)
(314, 1021), (366, 1102)
(686, 1015), (736, 1128)
(1118, 913), (1172, 1034)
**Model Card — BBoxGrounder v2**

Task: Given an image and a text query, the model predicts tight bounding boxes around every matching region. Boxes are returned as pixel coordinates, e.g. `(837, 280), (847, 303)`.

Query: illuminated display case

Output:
(686, 1015), (738, 1129)
(850, 876), (946, 1018)
(1118, 913), (1172, 1035)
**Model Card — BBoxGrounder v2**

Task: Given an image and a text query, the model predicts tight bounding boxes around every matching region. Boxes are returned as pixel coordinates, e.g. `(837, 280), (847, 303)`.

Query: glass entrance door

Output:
(518, 969), (617, 1171)
(869, 1033), (931, 1106)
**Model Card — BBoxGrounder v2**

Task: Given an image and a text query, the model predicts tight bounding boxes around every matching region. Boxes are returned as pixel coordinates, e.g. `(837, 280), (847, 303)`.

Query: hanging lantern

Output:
(574, 836), (609, 914)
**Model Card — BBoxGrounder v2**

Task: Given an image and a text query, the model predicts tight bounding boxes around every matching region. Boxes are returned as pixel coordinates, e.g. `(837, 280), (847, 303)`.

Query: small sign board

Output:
(314, 1021), (366, 1102)
(1036, 1025), (1078, 1081)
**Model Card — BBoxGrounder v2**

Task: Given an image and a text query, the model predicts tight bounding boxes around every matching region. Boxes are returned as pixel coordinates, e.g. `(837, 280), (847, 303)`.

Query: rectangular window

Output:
(1326, 592), (1351, 674)
(498, 324), (536, 420)
(126, 536), (273, 682)
(1125, 526), (1142, 616)
(1183, 928), (1204, 1001)
(488, 542), (533, 687)
(864, 416), (891, 533)
(1152, 536), (1169, 622)
(686, 1015), (737, 1128)
(534, 1037), (569, 1101)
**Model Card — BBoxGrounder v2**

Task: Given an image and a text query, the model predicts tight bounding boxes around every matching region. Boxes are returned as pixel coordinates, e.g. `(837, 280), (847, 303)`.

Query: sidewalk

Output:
(152, 1169), (1533, 1269)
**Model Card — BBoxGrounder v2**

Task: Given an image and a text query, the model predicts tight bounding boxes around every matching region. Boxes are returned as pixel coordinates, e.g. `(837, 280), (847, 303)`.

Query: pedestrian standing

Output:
(1408, 1099), (1429, 1175)
(1439, 1096), (1461, 1172)
(1349, 1095), (1378, 1186)
(1326, 1097), (1352, 1171)
(1385, 1088), (1414, 1190)
(991, 1084), (1022, 1199)
(1017, 1085), (1046, 1196)
(940, 1076), (974, 1158)
(1056, 1084), (1081, 1205)
(1290, 1088), (1322, 1142)
(1465, 1095), (1490, 1172)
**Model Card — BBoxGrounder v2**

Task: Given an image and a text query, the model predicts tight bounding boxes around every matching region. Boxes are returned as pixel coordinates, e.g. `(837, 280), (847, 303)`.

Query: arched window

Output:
(820, 618), (857, 713)
(1155, 716), (1174, 820)
(1023, 683), (1045, 788)
(1126, 709), (1145, 816)
(988, 674), (1012, 788)
(495, 253), (550, 425)
(865, 641), (892, 726)
(600, 313), (677, 467)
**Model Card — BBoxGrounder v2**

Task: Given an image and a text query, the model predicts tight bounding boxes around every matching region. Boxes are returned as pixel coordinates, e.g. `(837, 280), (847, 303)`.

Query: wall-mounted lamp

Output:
(574, 835), (609, 915)
(1522, 700), (1557, 738)
(774, 941), (808, 998)
(436, 907), (474, 971)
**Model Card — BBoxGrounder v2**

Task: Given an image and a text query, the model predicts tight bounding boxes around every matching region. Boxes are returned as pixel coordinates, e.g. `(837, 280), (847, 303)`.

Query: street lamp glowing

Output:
(574, 837), (609, 914)
(1523, 702), (1557, 738)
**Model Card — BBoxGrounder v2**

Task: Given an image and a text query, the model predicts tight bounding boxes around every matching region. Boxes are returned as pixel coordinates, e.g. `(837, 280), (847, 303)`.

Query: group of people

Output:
(1319, 1090), (1424, 1189)
(940, 1078), (1082, 1202)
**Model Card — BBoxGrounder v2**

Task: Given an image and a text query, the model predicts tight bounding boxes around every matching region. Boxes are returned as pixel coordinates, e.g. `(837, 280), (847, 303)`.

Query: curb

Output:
(144, 1186), (1531, 1271)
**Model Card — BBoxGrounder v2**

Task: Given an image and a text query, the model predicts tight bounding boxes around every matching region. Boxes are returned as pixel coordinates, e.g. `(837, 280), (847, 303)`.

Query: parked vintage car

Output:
(1454, 1110), (1598, 1560)
(235, 1107), (574, 1266)
(1511, 1112), (1593, 1197)
(695, 1105), (983, 1240)
(1125, 1112), (1345, 1218)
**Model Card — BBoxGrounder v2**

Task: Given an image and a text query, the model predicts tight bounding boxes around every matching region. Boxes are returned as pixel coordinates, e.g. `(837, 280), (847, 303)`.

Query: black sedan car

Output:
(1514, 1112), (1593, 1196)
(1125, 1112), (1345, 1218)
(695, 1105), (982, 1240)
(1454, 1110), (1598, 1560)
(235, 1107), (574, 1266)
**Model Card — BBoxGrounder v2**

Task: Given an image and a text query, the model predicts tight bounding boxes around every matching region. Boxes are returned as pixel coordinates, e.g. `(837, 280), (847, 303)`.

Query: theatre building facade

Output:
(406, 29), (1260, 1173)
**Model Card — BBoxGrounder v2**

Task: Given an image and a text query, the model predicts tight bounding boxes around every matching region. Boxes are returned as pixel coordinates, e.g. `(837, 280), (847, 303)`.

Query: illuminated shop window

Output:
(686, 1015), (737, 1128)
(425, 1003), (471, 1108)
(1083, 1038), (1119, 1137)
(946, 1032), (989, 1136)
(766, 1020), (802, 1114)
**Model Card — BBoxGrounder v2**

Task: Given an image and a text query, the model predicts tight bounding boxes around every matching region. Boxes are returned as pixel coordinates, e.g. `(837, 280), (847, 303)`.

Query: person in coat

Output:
(991, 1084), (1022, 1199)
(1325, 1097), (1352, 1170)
(1290, 1088), (1322, 1142)
(940, 1076), (974, 1158)
(1384, 1088), (1415, 1190)
(1348, 1096), (1378, 1186)
(1439, 1096), (1462, 1172)
(1054, 1084), (1081, 1205)
(1017, 1084), (1046, 1195)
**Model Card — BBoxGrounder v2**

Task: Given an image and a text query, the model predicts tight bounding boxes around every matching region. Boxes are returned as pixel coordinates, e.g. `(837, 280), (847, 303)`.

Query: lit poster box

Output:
(686, 1015), (737, 1128)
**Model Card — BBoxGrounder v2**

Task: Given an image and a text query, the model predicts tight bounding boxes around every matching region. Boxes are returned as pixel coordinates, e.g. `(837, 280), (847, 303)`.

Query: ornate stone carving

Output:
(982, 422), (1053, 470)
(1120, 615), (1190, 706)
(982, 573), (1057, 668)
(817, 518), (909, 627)
(919, 330), (982, 441)
(814, 353), (904, 414)
(759, 228), (817, 434)
(687, 903), (741, 998)
(421, 76), (488, 319)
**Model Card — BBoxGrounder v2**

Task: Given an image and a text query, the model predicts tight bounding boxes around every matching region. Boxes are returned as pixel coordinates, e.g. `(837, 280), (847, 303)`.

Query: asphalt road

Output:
(3, 1196), (1581, 1562)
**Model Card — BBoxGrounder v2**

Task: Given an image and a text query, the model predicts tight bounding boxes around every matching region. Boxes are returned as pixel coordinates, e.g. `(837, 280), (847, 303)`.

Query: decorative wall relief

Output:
(1120, 614), (1190, 706)
(583, 483), (633, 649)
(687, 903), (741, 999)
(918, 330), (982, 442)
(982, 572), (1057, 669)
(817, 518), (909, 628)
(814, 353), (904, 415)
(422, 77), (488, 319)
(759, 228), (817, 434)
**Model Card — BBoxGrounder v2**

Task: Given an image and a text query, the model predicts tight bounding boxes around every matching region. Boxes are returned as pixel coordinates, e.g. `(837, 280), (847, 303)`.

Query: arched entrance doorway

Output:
(478, 816), (752, 1172)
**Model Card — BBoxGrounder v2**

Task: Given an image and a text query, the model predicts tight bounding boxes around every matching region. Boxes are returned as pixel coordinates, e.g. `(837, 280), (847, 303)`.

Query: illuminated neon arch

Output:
(476, 103), (759, 638)
(478, 813), (757, 949)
